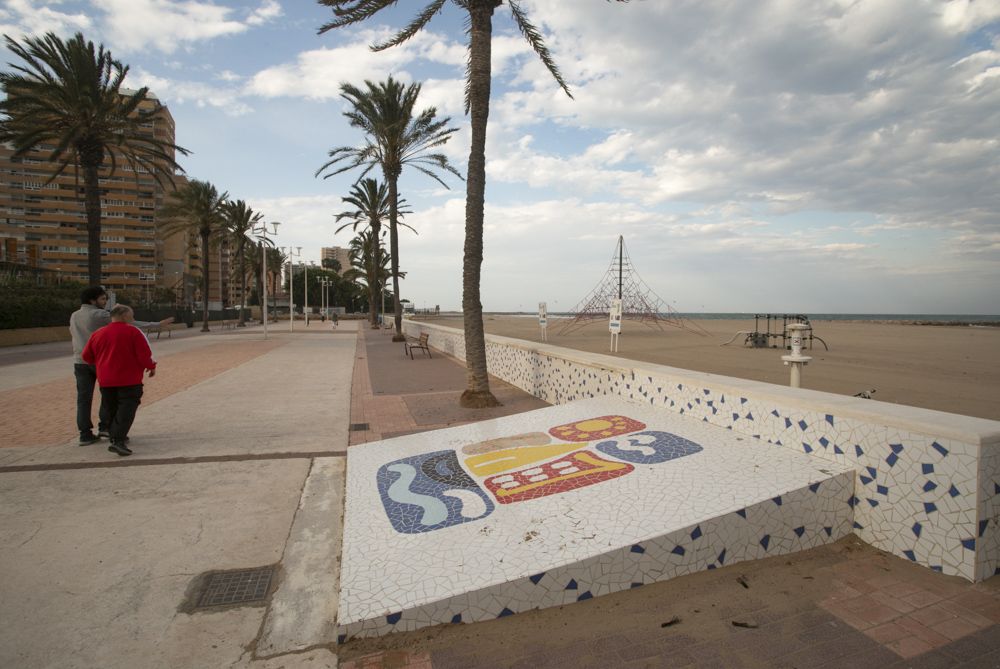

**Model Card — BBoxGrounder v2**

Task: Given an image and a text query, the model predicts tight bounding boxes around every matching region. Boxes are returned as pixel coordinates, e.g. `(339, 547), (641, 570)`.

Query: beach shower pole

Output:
(618, 235), (623, 300)
(781, 323), (813, 387)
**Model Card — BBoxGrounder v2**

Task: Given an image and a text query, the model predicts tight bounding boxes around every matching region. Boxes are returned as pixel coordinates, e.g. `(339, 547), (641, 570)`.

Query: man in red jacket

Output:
(82, 305), (157, 456)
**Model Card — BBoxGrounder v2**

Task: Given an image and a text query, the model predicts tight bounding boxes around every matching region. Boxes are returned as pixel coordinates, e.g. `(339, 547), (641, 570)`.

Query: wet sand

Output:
(425, 316), (1000, 421)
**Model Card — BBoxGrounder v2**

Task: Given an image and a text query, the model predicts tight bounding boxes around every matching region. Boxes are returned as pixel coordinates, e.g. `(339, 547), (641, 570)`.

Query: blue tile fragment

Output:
(826, 414), (834, 426)
(338, 634), (346, 644)
(529, 572), (545, 584)
(948, 485), (960, 498)
(736, 508), (747, 519)
(785, 418), (792, 429)
(923, 481), (938, 492)
(794, 526), (805, 537)
(760, 535), (770, 550)
(912, 522), (922, 537)
(630, 544), (645, 554)
(867, 498), (879, 507)
(932, 442), (949, 457)
(834, 445), (843, 454)
(823, 527), (832, 536)
(565, 579), (578, 590)
(903, 550), (916, 561)
(877, 485), (889, 495)
(732, 412), (739, 421)
(922, 463), (934, 474)
(961, 538), (976, 550)
(771, 410), (780, 417)
(577, 591), (593, 601)
(809, 482), (822, 493)
(691, 526), (703, 540)
(746, 412), (754, 421)
(924, 502), (938, 513)
(672, 545), (686, 556)
(866, 466), (877, 478)
(890, 443), (904, 454)
(848, 496), (859, 508)
(803, 443), (813, 454)
(855, 445), (864, 457)
(931, 566), (943, 573)
(798, 419), (808, 430)
(386, 612), (402, 625)
(860, 475), (873, 485)
(980, 520), (989, 537)
(718, 549), (727, 564)
(886, 453), (899, 467)
(740, 397), (748, 405)
(772, 496), (783, 506)
(498, 608), (515, 617)
(630, 582), (644, 589)
(451, 613), (462, 624)
(853, 521), (864, 529)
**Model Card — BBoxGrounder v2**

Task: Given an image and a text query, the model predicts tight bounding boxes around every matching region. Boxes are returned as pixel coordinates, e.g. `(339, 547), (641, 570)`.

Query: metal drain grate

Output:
(349, 423), (370, 431)
(195, 567), (273, 608)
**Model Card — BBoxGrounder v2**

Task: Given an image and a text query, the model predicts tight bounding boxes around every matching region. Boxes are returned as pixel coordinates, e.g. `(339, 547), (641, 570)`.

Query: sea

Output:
(496, 312), (1000, 324)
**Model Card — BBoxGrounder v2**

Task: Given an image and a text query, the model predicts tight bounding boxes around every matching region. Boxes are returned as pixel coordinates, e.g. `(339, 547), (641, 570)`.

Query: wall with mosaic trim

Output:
(403, 320), (1000, 581)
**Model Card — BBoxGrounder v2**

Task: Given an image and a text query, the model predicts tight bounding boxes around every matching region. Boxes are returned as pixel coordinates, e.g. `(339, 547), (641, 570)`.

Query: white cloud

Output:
(246, 0), (282, 27)
(132, 68), (252, 116)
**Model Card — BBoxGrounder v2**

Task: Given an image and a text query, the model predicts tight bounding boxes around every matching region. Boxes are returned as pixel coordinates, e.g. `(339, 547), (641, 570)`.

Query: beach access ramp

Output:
(338, 396), (855, 639)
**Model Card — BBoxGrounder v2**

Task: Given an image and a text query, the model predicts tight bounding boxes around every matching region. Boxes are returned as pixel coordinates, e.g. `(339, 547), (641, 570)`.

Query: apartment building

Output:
(321, 246), (352, 272)
(0, 92), (228, 305)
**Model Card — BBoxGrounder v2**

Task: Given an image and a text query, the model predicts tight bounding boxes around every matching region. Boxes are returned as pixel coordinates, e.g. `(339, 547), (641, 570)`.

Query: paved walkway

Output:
(1, 320), (999, 668)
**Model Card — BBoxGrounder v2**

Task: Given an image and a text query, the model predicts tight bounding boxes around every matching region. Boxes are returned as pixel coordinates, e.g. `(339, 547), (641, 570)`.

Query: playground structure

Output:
(722, 314), (829, 350)
(557, 236), (709, 336)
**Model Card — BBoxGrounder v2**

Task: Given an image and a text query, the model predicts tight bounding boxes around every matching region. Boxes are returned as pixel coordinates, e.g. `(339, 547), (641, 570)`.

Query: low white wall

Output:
(404, 319), (1000, 581)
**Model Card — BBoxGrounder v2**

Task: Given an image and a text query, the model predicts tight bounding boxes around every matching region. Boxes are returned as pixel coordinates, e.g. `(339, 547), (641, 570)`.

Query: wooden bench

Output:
(404, 332), (431, 359)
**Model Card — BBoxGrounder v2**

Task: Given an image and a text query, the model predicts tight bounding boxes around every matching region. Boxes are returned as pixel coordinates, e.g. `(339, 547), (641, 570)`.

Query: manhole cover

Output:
(195, 567), (273, 608)
(349, 423), (370, 431)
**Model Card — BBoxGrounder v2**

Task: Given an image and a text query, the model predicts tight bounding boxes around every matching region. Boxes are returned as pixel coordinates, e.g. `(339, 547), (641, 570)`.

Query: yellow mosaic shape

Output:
(465, 441), (582, 477)
(461, 432), (551, 456)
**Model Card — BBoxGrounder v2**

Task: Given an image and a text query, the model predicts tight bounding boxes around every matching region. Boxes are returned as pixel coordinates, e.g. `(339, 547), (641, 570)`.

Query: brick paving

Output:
(340, 326), (1000, 669)
(0, 338), (283, 448)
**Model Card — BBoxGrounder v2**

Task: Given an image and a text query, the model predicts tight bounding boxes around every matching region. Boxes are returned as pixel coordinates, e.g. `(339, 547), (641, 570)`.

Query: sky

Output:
(1, 0), (998, 314)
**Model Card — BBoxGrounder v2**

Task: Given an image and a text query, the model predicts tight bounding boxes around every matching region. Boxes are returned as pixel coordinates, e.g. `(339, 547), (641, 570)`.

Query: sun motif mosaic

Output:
(548, 415), (645, 442)
(376, 415), (703, 532)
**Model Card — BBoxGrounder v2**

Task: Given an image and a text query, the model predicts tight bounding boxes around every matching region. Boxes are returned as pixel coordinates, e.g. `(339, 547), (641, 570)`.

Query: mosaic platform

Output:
(339, 397), (856, 639)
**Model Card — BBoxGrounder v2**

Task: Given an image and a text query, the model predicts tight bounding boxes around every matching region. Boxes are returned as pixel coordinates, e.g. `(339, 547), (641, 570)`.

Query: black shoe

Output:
(79, 433), (100, 446)
(98, 430), (110, 439)
(108, 442), (132, 456)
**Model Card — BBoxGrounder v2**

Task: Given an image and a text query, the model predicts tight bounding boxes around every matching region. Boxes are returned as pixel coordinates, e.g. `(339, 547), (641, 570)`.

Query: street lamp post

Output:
(252, 221), (280, 339)
(304, 260), (309, 326)
(285, 246), (301, 332)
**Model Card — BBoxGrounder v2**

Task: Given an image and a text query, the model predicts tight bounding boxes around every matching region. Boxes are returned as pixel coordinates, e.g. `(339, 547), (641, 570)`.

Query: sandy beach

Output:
(424, 315), (1000, 421)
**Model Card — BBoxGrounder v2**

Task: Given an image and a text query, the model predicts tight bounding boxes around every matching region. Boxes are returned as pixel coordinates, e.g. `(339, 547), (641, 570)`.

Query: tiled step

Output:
(338, 397), (855, 640)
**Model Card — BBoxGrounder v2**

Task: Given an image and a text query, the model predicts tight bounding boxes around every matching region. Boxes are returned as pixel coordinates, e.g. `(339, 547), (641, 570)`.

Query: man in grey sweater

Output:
(70, 286), (173, 445)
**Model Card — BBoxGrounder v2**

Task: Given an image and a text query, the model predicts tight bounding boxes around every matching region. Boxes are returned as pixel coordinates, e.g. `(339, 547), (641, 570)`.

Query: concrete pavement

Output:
(0, 323), (355, 668)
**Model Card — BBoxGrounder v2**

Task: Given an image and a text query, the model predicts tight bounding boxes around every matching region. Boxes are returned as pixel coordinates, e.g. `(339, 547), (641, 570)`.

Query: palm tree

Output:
(317, 1), (617, 407)
(0, 32), (189, 285)
(159, 180), (228, 332)
(266, 246), (287, 316)
(223, 200), (263, 327)
(316, 76), (460, 343)
(346, 227), (393, 310)
(334, 178), (414, 328)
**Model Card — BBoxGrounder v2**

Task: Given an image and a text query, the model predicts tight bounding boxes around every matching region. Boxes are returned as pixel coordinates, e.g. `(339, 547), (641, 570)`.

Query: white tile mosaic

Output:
(339, 396), (854, 640)
(403, 321), (1000, 584)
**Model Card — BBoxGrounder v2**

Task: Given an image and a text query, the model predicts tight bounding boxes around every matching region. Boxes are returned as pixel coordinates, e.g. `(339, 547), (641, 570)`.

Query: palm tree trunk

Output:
(387, 178), (405, 342)
(460, 2), (501, 408)
(82, 162), (103, 286)
(237, 239), (247, 326)
(200, 231), (211, 332)
(369, 220), (380, 328)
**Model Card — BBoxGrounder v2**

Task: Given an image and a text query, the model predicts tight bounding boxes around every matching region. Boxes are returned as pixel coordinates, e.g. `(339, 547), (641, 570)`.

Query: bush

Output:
(0, 282), (87, 329)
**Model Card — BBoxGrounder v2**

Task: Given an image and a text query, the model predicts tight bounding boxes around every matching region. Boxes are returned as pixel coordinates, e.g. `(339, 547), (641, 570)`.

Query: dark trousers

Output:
(74, 363), (110, 437)
(99, 384), (144, 442)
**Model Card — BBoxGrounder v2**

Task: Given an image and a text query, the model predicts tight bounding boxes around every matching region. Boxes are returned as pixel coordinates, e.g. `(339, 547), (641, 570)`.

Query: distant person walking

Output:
(69, 287), (171, 445)
(81, 305), (158, 456)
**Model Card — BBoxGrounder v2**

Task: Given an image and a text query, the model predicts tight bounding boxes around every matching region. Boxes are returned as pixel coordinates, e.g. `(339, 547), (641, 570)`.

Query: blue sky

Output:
(2, 0), (999, 313)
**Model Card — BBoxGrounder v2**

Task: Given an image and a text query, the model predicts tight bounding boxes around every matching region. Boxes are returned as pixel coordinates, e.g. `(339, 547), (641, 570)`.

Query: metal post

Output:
(304, 261), (309, 326)
(288, 258), (294, 332)
(261, 242), (268, 340)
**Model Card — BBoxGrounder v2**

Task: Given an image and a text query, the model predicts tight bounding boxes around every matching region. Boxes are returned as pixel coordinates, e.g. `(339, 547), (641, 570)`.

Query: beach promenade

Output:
(1, 322), (999, 668)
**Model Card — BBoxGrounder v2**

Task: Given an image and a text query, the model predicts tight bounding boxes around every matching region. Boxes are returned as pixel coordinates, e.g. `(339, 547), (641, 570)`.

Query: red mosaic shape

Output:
(548, 415), (646, 443)
(483, 449), (634, 504)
